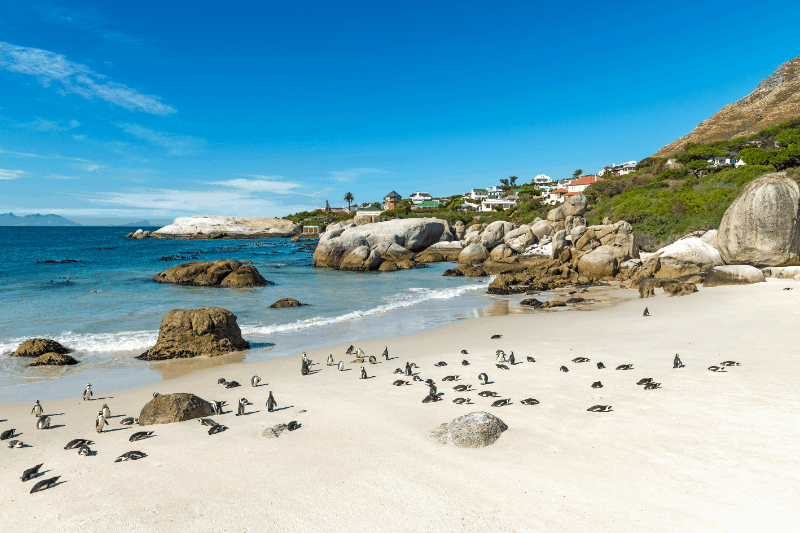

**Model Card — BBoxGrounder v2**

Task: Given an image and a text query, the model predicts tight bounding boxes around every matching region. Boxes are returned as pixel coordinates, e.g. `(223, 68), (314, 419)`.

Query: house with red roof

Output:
(566, 175), (603, 194)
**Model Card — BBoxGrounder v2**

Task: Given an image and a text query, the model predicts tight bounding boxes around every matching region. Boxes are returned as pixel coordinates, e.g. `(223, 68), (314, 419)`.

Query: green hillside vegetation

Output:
(583, 116), (800, 243)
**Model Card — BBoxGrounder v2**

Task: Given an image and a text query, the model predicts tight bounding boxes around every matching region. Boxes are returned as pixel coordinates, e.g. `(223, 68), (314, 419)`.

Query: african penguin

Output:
(217, 378), (227, 385)
(30, 476), (60, 493)
(252, 375), (261, 387)
(236, 398), (247, 416)
(120, 417), (138, 425)
(102, 404), (111, 419)
(327, 354), (334, 366)
(520, 398), (540, 405)
(616, 364), (633, 370)
(64, 439), (92, 449)
(82, 384), (92, 401)
(115, 451), (146, 462)
(478, 373), (488, 385)
(491, 399), (509, 407)
(267, 391), (277, 412)
(587, 405), (612, 412)
(673, 354), (683, 368)
(508, 352), (515, 365)
(8, 440), (23, 448)
(382, 346), (389, 360)
(31, 400), (43, 417)
(527, 356), (535, 363)
(360, 366), (367, 379)
(21, 463), (43, 481)
(597, 362), (605, 369)
(462, 360), (469, 366)
(368, 355), (377, 364)
(591, 381), (603, 388)
(95, 412), (107, 433)
(560, 366), (569, 372)
(643, 307), (650, 317)
(78, 446), (90, 456)
(36, 416), (51, 430)
(337, 361), (344, 371)
(129, 431), (154, 442)
(208, 425), (227, 435)
(1, 429), (16, 440)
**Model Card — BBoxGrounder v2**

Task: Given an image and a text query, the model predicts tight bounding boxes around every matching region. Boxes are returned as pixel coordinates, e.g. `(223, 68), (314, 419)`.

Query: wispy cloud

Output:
(8, 117), (80, 132)
(0, 169), (27, 179)
(117, 123), (204, 155)
(211, 175), (303, 194)
(34, 3), (143, 46)
(0, 150), (44, 158)
(328, 168), (389, 182)
(0, 42), (175, 115)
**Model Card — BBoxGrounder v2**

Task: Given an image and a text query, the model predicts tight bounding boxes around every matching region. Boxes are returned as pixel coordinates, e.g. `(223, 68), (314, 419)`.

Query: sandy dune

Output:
(1, 280), (799, 532)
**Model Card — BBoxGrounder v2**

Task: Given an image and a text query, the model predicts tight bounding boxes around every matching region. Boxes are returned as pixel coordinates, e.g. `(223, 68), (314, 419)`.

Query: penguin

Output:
(208, 425), (227, 435)
(636, 378), (653, 385)
(382, 346), (389, 360)
(461, 349), (468, 354)
(491, 334), (502, 339)
(356, 348), (365, 358)
(8, 440), (23, 448)
(199, 418), (218, 427)
(120, 417), (138, 425)
(287, 421), (299, 431)
(441, 376), (456, 381)
(1, 429), (16, 440)
(115, 451), (146, 462)
(495, 351), (506, 363)
(405, 362), (412, 376)
(422, 394), (440, 403)
(78, 446), (90, 456)
(508, 352), (516, 365)
(252, 375), (261, 387)
(560, 366), (569, 372)
(83, 384), (92, 401)
(643, 307), (650, 317)
(212, 401), (226, 415)
(31, 400), (43, 417)
(30, 476), (60, 493)
(491, 399), (509, 407)
(129, 431), (154, 442)
(301, 360), (310, 376)
(236, 398), (247, 416)
(359, 366), (367, 379)
(392, 380), (408, 386)
(95, 412), (107, 433)
(368, 355), (377, 364)
(462, 360), (469, 366)
(327, 354), (334, 366)
(478, 391), (497, 397)
(526, 356), (535, 363)
(21, 464), (43, 481)
(152, 392), (160, 398)
(337, 361), (344, 371)
(413, 375), (423, 382)
(217, 378), (227, 385)
(708, 366), (724, 372)
(102, 404), (111, 419)
(496, 364), (509, 370)
(720, 361), (741, 366)
(453, 384), (470, 392)
(64, 439), (92, 450)
(434, 361), (447, 367)
(572, 357), (590, 363)
(267, 391), (277, 412)
(673, 354), (683, 368)
(302, 352), (311, 366)
(225, 381), (241, 388)
(393, 368), (403, 374)
(587, 405), (612, 412)
(345, 345), (354, 355)
(591, 381), (603, 388)
(616, 364), (633, 370)
(644, 382), (660, 390)
(478, 373), (488, 385)
(36, 416), (51, 430)
(428, 383), (438, 397)
(424, 378), (435, 386)
(520, 398), (540, 405)
(597, 362), (605, 369)
(452, 398), (470, 405)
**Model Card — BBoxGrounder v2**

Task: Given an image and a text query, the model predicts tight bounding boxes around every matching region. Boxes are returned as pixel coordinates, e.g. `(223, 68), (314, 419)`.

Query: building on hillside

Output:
(567, 175), (604, 194)
(320, 206), (346, 212)
(354, 206), (383, 223)
(599, 161), (637, 176)
(416, 200), (441, 209)
(467, 188), (489, 200)
(707, 156), (741, 167)
(486, 186), (503, 197)
(409, 191), (432, 205)
(531, 174), (552, 187)
(481, 198), (517, 212)
(548, 188), (568, 204)
(383, 191), (402, 209)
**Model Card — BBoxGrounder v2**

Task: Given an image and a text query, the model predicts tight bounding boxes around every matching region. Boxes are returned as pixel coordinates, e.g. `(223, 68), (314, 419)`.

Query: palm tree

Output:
(572, 169), (583, 179)
(343, 192), (354, 211)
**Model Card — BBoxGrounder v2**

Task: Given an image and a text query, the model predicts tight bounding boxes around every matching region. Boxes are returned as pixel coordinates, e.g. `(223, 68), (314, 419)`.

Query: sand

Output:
(1, 279), (799, 532)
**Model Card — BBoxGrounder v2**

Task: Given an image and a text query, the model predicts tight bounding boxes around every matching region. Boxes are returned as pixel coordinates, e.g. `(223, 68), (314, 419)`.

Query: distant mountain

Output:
(0, 213), (82, 227)
(117, 220), (154, 227)
(654, 54), (800, 157)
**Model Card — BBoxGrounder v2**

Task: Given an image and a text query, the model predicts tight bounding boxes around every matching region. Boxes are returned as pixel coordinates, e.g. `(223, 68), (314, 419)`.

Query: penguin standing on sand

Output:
(643, 307), (650, 317)
(327, 354), (334, 366)
(102, 404), (111, 419)
(405, 362), (412, 376)
(359, 366), (367, 379)
(31, 400), (43, 417)
(83, 384), (92, 401)
(36, 416), (51, 430)
(337, 361), (344, 371)
(236, 398), (247, 416)
(267, 391), (277, 412)
(508, 352), (515, 365)
(674, 354), (683, 368)
(301, 359), (310, 376)
(251, 376), (261, 387)
(95, 411), (107, 433)
(382, 346), (389, 360)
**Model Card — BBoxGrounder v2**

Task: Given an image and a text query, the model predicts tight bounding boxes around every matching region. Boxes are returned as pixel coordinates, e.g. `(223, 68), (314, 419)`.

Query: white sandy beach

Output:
(1, 279), (799, 532)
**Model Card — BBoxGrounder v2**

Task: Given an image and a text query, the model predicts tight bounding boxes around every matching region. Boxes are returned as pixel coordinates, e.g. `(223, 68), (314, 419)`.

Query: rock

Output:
(504, 226), (536, 253)
(155, 216), (301, 236)
(653, 238), (724, 278)
(530, 219), (557, 241)
(458, 244), (490, 264)
(374, 242), (416, 262)
(454, 220), (466, 240)
(137, 307), (250, 361)
(520, 298), (544, 308)
(547, 194), (588, 221)
(577, 245), (619, 280)
(427, 241), (463, 251)
(480, 221), (515, 249)
(570, 225), (588, 245)
(489, 243), (515, 261)
(29, 352), (78, 366)
(761, 266), (800, 279)
(602, 217), (612, 225)
(458, 265), (487, 277)
(662, 281), (698, 297)
(378, 261), (399, 272)
(442, 268), (465, 277)
(701, 229), (719, 250)
(703, 265), (767, 287)
(417, 241), (462, 262)
(396, 259), (417, 269)
(339, 246), (383, 271)
(550, 230), (567, 259)
(13, 338), (71, 358)
(262, 423), (289, 438)
(154, 260), (272, 287)
(463, 232), (482, 246)
(138, 393), (214, 426)
(717, 172), (800, 267)
(429, 411), (508, 448)
(487, 274), (524, 295)
(269, 298), (305, 308)
(415, 251), (446, 263)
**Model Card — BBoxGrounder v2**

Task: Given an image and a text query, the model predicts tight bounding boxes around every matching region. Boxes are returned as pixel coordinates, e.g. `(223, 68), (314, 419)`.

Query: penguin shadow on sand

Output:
(270, 405), (294, 412)
(43, 413), (67, 430)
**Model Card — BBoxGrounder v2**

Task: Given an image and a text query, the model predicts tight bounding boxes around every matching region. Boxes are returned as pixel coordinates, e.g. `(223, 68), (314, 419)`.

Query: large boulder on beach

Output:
(703, 265), (766, 287)
(339, 246), (383, 271)
(504, 226), (536, 253)
(29, 352), (78, 366)
(654, 238), (724, 278)
(137, 307), (250, 361)
(480, 221), (514, 249)
(430, 411), (508, 448)
(13, 338), (71, 358)
(458, 243), (490, 264)
(547, 194), (588, 222)
(154, 260), (272, 287)
(489, 243), (515, 261)
(138, 393), (214, 425)
(417, 241), (462, 262)
(577, 245), (619, 279)
(762, 266), (800, 279)
(717, 173), (800, 267)
(530, 219), (557, 241)
(155, 216), (300, 236)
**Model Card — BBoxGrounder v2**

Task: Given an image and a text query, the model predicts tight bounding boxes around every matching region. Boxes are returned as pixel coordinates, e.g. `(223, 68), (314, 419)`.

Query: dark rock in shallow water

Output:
(29, 352), (78, 366)
(430, 411), (507, 448)
(153, 259), (273, 287)
(269, 298), (306, 308)
(442, 268), (465, 277)
(13, 338), (71, 358)
(137, 307), (250, 361)
(139, 393), (214, 425)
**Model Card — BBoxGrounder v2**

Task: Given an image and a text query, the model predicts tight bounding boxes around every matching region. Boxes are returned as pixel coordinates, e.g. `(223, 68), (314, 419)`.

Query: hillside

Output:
(0, 213), (81, 226)
(654, 54), (800, 157)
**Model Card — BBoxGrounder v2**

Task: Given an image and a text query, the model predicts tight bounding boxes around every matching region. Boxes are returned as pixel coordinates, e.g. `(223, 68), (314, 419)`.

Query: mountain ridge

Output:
(0, 213), (82, 226)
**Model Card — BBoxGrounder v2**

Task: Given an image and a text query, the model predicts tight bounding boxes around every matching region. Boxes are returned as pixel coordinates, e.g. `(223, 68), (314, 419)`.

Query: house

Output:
(566, 175), (603, 194)
(487, 186), (503, 197)
(599, 161), (637, 176)
(468, 189), (489, 200)
(707, 156), (739, 167)
(481, 198), (516, 212)
(416, 200), (441, 209)
(409, 191), (432, 205)
(354, 206), (383, 223)
(383, 191), (402, 210)
(548, 188), (568, 204)
(531, 174), (552, 187)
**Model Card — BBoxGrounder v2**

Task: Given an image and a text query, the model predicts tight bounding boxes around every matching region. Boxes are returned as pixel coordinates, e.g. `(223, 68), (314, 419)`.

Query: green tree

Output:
(775, 129), (800, 147)
(685, 160), (711, 177)
(687, 146), (727, 158)
(499, 178), (509, 188)
(325, 200), (331, 212)
(573, 169), (583, 178)
(343, 192), (354, 211)
(739, 148), (772, 166)
(509, 176), (518, 187)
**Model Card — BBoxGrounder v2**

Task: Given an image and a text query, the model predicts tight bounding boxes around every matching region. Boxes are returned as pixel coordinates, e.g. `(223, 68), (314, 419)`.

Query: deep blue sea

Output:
(0, 227), (536, 400)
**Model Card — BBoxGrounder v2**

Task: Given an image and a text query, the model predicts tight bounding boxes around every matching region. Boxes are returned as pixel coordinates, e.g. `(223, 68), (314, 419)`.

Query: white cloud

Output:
(328, 168), (389, 182)
(0, 42), (175, 115)
(9, 117), (81, 131)
(117, 123), (204, 156)
(0, 169), (27, 179)
(211, 176), (303, 194)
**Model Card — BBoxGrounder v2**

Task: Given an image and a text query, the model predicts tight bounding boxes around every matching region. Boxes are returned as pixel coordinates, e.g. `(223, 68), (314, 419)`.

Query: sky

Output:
(0, 0), (797, 223)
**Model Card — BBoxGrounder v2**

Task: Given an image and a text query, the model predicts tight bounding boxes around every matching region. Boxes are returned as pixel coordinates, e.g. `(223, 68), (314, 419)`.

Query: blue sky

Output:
(0, 0), (797, 223)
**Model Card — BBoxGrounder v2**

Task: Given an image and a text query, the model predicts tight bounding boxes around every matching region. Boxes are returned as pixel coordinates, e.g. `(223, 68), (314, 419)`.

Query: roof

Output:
(410, 191), (431, 196)
(563, 191), (581, 196)
(472, 188), (488, 192)
(569, 175), (603, 186)
(417, 200), (440, 207)
(551, 188), (568, 194)
(357, 207), (383, 212)
(384, 190), (402, 199)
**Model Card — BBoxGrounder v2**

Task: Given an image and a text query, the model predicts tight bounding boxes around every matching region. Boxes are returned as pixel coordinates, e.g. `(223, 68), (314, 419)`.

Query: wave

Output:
(0, 330), (158, 356)
(241, 281), (488, 336)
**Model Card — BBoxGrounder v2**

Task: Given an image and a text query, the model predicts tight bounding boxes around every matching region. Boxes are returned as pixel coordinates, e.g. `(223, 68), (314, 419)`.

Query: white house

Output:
(409, 191), (432, 205)
(707, 156), (741, 167)
(481, 198), (516, 212)
(567, 175), (603, 193)
(548, 188), (568, 204)
(531, 174), (552, 186)
(599, 161), (637, 176)
(468, 188), (489, 200)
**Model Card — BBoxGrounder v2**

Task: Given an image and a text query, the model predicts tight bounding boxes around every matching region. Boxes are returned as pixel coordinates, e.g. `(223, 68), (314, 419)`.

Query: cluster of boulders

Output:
(126, 216), (302, 239)
(11, 338), (78, 366)
(153, 259), (272, 288)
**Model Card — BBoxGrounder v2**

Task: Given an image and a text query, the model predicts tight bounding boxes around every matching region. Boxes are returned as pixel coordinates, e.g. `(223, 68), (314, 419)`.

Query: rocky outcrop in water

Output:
(29, 352), (78, 366)
(154, 216), (300, 237)
(153, 260), (272, 287)
(13, 338), (71, 358)
(138, 393), (214, 425)
(269, 298), (306, 308)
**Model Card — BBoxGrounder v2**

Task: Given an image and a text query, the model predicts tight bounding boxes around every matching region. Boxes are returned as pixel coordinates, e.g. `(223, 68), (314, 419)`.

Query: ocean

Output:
(0, 227), (542, 401)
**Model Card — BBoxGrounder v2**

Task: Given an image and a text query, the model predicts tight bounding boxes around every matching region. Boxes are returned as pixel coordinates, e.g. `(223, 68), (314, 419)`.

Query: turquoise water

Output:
(0, 227), (530, 400)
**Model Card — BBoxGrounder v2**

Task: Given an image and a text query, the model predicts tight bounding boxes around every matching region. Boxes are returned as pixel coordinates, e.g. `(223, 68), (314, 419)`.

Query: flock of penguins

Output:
(3, 306), (744, 495)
